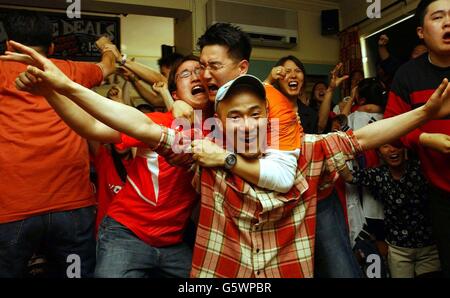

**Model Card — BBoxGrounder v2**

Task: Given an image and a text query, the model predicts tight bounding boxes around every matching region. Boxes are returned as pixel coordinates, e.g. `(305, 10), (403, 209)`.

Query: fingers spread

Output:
(9, 40), (46, 66)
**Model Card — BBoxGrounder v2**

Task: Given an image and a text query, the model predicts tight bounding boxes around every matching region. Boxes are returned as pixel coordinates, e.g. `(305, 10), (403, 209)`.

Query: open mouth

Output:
(288, 81), (299, 90)
(388, 153), (401, 163)
(208, 84), (219, 93)
(191, 85), (206, 96)
(238, 134), (258, 144)
(443, 32), (450, 42)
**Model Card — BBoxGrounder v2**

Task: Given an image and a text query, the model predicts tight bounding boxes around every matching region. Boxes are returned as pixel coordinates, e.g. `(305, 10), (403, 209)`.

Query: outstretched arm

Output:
(354, 78), (450, 150)
(14, 69), (122, 143)
(2, 41), (163, 147)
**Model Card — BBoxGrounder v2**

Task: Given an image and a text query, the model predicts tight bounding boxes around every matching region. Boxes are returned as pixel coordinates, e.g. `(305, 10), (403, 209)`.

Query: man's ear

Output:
(171, 91), (179, 100)
(47, 43), (55, 56)
(238, 60), (249, 75)
(417, 27), (424, 40)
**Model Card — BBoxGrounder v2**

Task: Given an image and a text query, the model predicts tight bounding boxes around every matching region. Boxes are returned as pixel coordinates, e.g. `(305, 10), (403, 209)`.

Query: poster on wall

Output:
(0, 9), (120, 61)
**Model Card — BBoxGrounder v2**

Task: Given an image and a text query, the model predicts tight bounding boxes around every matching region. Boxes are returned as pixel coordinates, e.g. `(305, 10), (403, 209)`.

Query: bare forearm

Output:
(340, 97), (354, 116)
(231, 155), (261, 185)
(354, 106), (428, 150)
(318, 89), (334, 133)
(133, 80), (165, 107)
(124, 60), (166, 85)
(46, 91), (121, 143)
(160, 89), (175, 111)
(97, 51), (116, 79)
(122, 80), (131, 106)
(63, 81), (162, 146)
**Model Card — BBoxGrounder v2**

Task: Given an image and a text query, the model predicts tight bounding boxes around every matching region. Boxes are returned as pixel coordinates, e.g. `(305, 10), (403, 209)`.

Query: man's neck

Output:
(428, 52), (450, 68)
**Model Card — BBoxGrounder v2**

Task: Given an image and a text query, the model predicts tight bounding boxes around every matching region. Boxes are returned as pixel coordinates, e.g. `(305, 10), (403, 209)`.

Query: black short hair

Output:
(167, 55), (200, 93)
(197, 23), (252, 61)
(274, 55), (306, 74)
(157, 52), (183, 69)
(357, 77), (388, 110)
(4, 11), (53, 53)
(416, 0), (438, 27)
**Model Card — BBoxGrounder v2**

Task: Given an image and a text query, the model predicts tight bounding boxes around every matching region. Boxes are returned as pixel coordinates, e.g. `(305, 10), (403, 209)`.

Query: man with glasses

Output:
(92, 56), (215, 278)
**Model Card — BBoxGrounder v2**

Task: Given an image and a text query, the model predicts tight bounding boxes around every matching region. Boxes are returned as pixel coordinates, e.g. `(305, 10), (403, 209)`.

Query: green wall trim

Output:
(248, 59), (335, 80)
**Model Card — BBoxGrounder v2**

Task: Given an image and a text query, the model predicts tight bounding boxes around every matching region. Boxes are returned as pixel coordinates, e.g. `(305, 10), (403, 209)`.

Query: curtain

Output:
(339, 27), (363, 96)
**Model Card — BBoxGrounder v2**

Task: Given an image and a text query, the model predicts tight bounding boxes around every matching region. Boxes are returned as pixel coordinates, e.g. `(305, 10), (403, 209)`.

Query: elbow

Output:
(258, 165), (296, 193)
(274, 180), (294, 194)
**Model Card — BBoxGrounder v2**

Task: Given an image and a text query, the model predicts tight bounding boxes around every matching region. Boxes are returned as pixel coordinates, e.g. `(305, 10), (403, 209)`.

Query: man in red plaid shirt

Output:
(5, 43), (450, 278)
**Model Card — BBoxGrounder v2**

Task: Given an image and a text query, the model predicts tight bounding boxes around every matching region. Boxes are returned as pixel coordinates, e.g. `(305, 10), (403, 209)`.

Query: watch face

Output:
(225, 153), (237, 169)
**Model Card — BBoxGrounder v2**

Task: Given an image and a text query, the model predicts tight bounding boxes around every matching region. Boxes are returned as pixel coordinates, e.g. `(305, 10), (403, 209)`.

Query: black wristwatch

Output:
(224, 152), (237, 170)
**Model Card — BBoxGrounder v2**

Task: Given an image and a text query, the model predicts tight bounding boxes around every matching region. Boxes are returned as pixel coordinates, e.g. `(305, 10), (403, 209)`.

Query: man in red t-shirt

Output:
(0, 11), (115, 278)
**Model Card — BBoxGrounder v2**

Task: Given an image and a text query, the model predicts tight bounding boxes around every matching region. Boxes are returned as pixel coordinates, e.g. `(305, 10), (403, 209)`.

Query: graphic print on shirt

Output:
(126, 148), (160, 206)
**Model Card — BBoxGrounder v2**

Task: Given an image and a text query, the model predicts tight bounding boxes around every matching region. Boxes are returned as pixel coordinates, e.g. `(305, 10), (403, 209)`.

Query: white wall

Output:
(120, 14), (174, 69)
(97, 0), (342, 65)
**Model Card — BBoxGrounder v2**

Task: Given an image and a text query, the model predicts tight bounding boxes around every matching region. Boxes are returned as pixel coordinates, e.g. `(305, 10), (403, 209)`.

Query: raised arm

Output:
(103, 44), (167, 85)
(95, 36), (117, 79)
(2, 41), (163, 147)
(378, 34), (390, 62)
(318, 63), (349, 133)
(152, 81), (175, 111)
(119, 66), (165, 107)
(355, 78), (450, 150)
(15, 71), (121, 143)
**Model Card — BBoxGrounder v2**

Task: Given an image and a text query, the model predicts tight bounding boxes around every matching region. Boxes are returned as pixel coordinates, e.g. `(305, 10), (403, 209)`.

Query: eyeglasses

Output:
(176, 67), (203, 80)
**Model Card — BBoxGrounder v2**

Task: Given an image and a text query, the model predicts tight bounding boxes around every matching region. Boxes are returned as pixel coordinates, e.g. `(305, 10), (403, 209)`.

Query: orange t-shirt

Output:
(0, 59), (103, 223)
(264, 84), (302, 151)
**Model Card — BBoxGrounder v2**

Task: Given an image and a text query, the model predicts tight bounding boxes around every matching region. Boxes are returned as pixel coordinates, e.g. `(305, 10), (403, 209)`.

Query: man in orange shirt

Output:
(0, 11), (115, 277)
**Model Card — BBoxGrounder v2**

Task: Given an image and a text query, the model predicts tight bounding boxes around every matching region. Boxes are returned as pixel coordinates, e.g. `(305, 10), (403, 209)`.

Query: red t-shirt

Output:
(93, 145), (132, 234)
(107, 112), (198, 247)
(0, 59), (103, 223)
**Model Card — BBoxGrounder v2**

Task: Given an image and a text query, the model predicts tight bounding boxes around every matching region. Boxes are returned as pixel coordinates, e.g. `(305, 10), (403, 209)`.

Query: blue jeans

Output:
(95, 216), (192, 278)
(0, 206), (96, 278)
(314, 191), (363, 278)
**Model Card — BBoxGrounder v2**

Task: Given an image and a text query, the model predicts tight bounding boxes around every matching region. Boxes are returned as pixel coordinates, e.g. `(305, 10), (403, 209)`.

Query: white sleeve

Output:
(258, 149), (300, 193)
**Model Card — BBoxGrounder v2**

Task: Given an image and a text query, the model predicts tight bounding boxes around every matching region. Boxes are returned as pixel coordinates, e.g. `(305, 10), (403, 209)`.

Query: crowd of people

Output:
(0, 0), (449, 279)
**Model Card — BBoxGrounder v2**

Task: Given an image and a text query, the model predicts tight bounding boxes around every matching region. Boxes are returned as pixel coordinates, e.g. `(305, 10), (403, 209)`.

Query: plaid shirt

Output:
(154, 128), (363, 278)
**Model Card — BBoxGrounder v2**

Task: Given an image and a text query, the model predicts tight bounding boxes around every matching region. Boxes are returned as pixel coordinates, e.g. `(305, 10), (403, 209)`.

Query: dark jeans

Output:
(314, 191), (363, 278)
(429, 186), (450, 278)
(0, 206), (96, 278)
(95, 216), (192, 278)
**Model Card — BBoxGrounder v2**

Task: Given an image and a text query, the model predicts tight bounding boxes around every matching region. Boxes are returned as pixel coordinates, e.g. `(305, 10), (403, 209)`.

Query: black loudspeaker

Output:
(321, 9), (339, 36)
